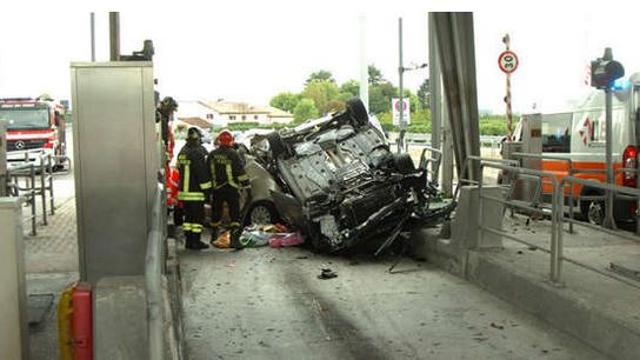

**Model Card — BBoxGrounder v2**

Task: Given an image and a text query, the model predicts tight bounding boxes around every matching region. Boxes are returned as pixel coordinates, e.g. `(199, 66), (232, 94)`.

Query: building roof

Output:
(199, 100), (271, 115)
(177, 117), (212, 129)
(196, 100), (293, 119)
(266, 106), (294, 118)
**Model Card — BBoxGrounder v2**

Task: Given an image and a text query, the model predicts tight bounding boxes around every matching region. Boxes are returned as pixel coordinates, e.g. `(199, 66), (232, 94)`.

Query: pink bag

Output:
(268, 233), (304, 248)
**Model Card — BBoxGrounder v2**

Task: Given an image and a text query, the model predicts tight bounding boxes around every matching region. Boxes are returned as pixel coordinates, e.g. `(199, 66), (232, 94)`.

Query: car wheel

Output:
(584, 200), (605, 225)
(246, 201), (279, 226)
(345, 98), (368, 126)
(580, 189), (605, 225)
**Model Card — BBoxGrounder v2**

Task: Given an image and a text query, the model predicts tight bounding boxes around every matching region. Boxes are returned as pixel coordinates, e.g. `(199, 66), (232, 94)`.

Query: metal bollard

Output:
(40, 156), (47, 226)
(30, 164), (36, 236)
(48, 154), (55, 215)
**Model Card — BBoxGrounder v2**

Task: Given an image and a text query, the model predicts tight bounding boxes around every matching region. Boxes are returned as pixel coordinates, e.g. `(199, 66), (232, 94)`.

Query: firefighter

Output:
(177, 127), (212, 250)
(207, 130), (250, 248)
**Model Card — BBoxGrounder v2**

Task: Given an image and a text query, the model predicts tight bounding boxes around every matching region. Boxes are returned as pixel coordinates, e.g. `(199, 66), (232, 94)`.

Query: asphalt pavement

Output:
(180, 246), (606, 360)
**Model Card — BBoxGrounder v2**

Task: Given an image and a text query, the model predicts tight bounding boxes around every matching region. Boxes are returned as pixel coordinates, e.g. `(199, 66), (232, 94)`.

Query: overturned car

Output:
(238, 99), (454, 253)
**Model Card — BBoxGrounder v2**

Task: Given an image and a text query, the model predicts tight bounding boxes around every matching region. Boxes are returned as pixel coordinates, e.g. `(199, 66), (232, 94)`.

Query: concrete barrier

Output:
(0, 198), (29, 360)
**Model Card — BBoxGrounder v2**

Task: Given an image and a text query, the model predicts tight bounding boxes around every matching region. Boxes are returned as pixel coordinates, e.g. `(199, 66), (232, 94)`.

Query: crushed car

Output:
(237, 98), (455, 253)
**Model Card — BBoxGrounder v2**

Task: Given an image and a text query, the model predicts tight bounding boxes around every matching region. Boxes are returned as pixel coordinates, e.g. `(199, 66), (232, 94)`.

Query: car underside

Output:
(245, 98), (455, 253)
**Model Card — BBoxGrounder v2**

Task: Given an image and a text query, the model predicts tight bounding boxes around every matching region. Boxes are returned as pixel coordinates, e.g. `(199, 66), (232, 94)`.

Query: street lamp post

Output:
(397, 17), (427, 153)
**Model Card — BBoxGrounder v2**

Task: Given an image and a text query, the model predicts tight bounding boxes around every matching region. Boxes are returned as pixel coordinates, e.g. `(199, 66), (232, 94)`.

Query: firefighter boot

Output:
(230, 227), (244, 249)
(184, 232), (195, 250)
(191, 233), (209, 250)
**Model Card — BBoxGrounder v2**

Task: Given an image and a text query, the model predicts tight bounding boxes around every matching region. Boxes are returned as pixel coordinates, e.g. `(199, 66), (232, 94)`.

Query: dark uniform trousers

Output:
(210, 185), (241, 230)
(207, 146), (249, 243)
(182, 200), (205, 239)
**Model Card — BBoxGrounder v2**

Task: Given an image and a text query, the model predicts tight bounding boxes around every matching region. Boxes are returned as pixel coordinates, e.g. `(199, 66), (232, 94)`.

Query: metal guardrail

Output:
(511, 152), (575, 233)
(477, 161), (640, 290)
(454, 156), (519, 200)
(145, 183), (167, 360)
(417, 145), (442, 183)
(510, 152), (640, 235)
(4, 151), (63, 235)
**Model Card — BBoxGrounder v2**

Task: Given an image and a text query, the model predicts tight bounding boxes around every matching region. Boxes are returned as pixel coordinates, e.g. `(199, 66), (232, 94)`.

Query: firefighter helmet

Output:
(187, 127), (203, 141)
(217, 130), (234, 147)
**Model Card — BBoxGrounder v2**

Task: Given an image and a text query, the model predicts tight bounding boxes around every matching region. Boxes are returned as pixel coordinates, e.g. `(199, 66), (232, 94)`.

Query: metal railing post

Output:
(549, 178), (561, 284)
(29, 164), (36, 236)
(555, 180), (564, 283)
(39, 155), (47, 226)
(146, 185), (165, 360)
(477, 164), (485, 246)
(48, 154), (55, 215)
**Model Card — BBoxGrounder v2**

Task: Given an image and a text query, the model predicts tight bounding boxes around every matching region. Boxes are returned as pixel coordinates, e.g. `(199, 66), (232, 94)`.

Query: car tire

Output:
(245, 201), (280, 226)
(393, 153), (416, 174)
(580, 189), (605, 225)
(266, 132), (290, 159)
(345, 98), (368, 127)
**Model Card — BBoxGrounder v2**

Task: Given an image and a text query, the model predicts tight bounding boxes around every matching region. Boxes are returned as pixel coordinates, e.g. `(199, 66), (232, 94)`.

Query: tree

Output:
(368, 65), (384, 85)
(293, 98), (319, 123)
(417, 78), (430, 110)
(269, 92), (301, 113)
(303, 79), (342, 115)
(306, 70), (335, 85)
(340, 80), (360, 98)
(368, 81), (397, 114)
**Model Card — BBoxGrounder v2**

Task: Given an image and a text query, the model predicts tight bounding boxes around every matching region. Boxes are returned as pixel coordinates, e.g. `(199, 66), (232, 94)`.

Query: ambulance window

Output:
(542, 117), (571, 153)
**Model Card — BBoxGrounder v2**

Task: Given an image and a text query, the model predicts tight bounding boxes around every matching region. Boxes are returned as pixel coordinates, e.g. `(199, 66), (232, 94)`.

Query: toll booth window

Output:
(542, 119), (570, 153)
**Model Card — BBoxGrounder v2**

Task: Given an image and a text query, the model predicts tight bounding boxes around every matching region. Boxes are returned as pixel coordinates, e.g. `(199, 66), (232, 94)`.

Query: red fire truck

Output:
(0, 97), (67, 168)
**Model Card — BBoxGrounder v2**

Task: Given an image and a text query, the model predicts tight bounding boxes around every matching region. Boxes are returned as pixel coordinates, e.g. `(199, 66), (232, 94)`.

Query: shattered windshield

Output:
(0, 107), (50, 130)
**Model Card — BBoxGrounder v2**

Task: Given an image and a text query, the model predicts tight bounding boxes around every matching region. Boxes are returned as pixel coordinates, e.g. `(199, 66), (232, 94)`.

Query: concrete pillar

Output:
(0, 198), (29, 360)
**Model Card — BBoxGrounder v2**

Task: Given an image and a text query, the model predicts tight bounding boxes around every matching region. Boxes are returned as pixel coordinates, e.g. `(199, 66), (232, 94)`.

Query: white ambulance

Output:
(512, 73), (640, 224)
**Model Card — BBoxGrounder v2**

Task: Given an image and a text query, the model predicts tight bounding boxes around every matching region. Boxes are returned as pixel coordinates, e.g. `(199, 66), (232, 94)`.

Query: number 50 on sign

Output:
(498, 50), (519, 74)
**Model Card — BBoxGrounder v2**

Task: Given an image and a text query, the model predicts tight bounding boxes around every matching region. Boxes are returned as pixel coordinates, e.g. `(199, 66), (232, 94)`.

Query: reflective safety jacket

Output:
(206, 146), (248, 189)
(177, 142), (211, 201)
(166, 166), (180, 206)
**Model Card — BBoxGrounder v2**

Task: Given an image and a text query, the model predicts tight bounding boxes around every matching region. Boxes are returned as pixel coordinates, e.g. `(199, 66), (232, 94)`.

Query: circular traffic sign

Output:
(498, 50), (519, 74)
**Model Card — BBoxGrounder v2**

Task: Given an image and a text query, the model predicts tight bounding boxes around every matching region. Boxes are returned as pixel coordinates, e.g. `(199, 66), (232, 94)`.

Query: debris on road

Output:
(490, 322), (505, 330)
(318, 268), (338, 280)
(269, 232), (304, 248)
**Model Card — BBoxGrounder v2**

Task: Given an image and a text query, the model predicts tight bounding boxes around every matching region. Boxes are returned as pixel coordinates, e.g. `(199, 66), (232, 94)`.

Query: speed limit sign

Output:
(498, 50), (519, 74)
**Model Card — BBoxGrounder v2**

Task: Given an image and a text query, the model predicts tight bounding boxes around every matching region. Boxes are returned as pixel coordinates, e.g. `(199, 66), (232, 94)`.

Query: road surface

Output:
(181, 247), (606, 359)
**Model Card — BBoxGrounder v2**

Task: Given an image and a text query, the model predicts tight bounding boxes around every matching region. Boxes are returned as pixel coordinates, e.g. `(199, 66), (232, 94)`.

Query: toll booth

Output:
(503, 113), (542, 202)
(70, 62), (159, 284)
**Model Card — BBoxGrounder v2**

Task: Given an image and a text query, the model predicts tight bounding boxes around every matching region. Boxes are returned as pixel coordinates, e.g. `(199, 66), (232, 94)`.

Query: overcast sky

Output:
(0, 0), (637, 114)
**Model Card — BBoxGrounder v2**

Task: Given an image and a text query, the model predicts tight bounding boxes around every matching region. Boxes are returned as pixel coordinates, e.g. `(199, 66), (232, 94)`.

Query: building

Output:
(175, 100), (294, 128)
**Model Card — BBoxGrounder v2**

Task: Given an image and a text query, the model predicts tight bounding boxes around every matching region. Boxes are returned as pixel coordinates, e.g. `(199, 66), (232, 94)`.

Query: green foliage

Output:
(306, 70), (335, 84)
(224, 122), (260, 131)
(340, 80), (360, 98)
(479, 115), (513, 136)
(368, 81), (397, 114)
(226, 122), (288, 132)
(368, 65), (384, 85)
(417, 78), (430, 109)
(293, 98), (319, 123)
(377, 108), (431, 133)
(269, 92), (301, 113)
(303, 79), (342, 115)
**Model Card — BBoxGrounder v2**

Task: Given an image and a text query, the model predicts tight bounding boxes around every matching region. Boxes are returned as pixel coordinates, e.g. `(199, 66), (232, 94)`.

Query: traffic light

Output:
(590, 48), (625, 89)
